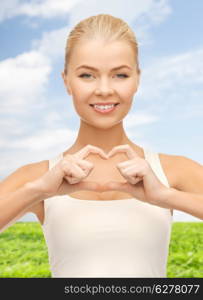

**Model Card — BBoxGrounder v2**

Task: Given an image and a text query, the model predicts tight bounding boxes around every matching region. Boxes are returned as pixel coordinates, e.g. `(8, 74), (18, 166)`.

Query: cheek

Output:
(71, 81), (93, 99)
(119, 86), (136, 103)
(71, 88), (90, 114)
(118, 78), (138, 97)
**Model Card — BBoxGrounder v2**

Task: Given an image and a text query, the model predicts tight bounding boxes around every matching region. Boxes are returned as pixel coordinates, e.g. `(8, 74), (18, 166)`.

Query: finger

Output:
(63, 160), (86, 178)
(107, 144), (138, 159)
(58, 179), (102, 195)
(117, 156), (143, 169)
(74, 145), (108, 160)
(101, 181), (131, 194)
(72, 181), (102, 192)
(122, 164), (138, 174)
(118, 170), (137, 185)
(64, 176), (81, 184)
(100, 180), (145, 202)
(130, 177), (142, 185)
(63, 162), (86, 184)
(76, 159), (94, 176)
(124, 175), (142, 185)
(116, 159), (133, 169)
(116, 164), (141, 185)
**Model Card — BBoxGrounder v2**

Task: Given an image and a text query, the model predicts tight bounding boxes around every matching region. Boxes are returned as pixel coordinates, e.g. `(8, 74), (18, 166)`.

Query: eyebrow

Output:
(76, 64), (132, 71)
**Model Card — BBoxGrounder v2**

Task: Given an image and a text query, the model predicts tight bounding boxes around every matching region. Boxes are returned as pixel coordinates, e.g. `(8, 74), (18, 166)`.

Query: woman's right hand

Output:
(30, 145), (108, 198)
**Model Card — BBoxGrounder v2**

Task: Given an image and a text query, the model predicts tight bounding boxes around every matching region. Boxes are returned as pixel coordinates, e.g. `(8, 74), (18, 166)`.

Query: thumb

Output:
(101, 181), (130, 193)
(71, 180), (101, 193)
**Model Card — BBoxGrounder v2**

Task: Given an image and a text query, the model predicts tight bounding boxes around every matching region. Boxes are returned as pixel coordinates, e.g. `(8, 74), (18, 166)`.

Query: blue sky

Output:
(0, 0), (203, 222)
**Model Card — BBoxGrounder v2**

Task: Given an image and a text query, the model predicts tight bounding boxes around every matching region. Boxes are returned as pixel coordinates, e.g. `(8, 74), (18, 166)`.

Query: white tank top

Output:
(41, 148), (173, 278)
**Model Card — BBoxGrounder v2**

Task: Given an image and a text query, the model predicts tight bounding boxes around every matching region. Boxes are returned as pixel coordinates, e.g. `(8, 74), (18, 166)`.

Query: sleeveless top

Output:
(41, 148), (173, 278)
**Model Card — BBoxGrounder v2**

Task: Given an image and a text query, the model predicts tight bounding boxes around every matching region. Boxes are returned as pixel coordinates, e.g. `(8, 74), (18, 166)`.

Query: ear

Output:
(137, 69), (141, 85)
(61, 71), (72, 95)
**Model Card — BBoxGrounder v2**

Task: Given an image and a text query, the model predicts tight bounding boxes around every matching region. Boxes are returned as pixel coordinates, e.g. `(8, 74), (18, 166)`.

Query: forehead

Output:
(70, 39), (135, 68)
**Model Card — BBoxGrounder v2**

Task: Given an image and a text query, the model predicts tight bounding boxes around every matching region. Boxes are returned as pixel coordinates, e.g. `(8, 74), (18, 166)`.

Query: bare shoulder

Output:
(158, 152), (183, 189)
(0, 159), (49, 216)
(159, 152), (203, 192)
(0, 160), (49, 193)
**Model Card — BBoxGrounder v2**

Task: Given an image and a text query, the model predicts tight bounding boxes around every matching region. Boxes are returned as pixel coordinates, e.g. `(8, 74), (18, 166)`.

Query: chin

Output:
(86, 119), (123, 130)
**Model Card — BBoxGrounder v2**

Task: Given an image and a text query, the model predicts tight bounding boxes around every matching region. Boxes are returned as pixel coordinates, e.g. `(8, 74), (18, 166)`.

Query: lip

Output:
(89, 102), (119, 106)
(90, 103), (119, 114)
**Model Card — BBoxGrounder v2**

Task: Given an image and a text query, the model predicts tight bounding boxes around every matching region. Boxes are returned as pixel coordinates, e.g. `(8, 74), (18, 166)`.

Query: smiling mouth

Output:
(89, 103), (120, 114)
(89, 103), (119, 107)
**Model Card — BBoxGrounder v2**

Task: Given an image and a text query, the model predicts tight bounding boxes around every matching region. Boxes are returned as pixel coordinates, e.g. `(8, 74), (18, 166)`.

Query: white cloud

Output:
(19, 0), (81, 18)
(0, 118), (27, 139)
(69, 0), (171, 46)
(0, 127), (77, 178)
(144, 0), (171, 24)
(138, 47), (203, 118)
(124, 111), (159, 128)
(0, 0), (20, 21)
(31, 26), (69, 61)
(0, 0), (172, 44)
(140, 48), (203, 97)
(69, 0), (171, 26)
(9, 128), (76, 151)
(43, 111), (63, 127)
(0, 50), (51, 113)
(0, 0), (81, 21)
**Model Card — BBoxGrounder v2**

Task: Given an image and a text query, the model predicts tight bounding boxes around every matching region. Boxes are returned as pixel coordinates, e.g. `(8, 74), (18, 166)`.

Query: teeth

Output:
(94, 104), (114, 110)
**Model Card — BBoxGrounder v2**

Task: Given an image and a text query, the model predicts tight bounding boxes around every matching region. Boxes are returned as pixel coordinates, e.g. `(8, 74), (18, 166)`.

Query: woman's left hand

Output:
(101, 144), (172, 208)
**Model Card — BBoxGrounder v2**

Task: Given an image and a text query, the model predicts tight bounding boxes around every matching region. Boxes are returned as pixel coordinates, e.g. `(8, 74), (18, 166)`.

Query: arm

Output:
(161, 187), (203, 220)
(164, 155), (203, 219)
(0, 182), (46, 232)
(0, 161), (48, 232)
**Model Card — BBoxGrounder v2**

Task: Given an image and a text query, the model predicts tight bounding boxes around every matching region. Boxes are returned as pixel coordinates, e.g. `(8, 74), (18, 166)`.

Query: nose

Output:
(95, 78), (114, 96)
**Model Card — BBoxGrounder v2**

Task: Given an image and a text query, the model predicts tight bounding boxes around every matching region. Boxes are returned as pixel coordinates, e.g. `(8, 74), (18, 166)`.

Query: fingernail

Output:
(103, 152), (108, 158)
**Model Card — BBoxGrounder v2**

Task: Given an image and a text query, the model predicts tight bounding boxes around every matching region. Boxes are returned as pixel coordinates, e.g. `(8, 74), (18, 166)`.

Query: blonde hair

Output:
(64, 14), (140, 74)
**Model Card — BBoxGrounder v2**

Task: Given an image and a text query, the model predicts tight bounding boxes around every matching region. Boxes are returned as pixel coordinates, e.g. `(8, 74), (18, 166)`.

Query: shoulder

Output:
(0, 160), (49, 215)
(0, 160), (49, 193)
(21, 160), (49, 180)
(158, 152), (180, 189)
(159, 152), (203, 192)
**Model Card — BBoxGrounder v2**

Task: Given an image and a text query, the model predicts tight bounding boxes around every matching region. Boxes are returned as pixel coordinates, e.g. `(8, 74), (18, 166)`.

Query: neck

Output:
(71, 120), (132, 153)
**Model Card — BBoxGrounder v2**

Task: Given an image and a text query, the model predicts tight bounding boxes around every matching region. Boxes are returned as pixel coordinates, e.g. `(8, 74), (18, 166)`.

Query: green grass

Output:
(0, 222), (51, 278)
(0, 222), (202, 278)
(167, 222), (203, 277)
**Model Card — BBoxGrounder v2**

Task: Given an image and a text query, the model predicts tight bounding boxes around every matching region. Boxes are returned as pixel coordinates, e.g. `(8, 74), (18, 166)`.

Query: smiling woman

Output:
(61, 17), (140, 130)
(0, 14), (203, 279)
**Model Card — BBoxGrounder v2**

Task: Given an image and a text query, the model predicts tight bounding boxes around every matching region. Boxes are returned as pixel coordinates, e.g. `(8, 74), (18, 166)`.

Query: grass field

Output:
(0, 222), (203, 278)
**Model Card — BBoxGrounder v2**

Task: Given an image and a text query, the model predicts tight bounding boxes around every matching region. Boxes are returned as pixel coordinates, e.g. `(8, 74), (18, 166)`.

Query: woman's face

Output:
(62, 39), (140, 129)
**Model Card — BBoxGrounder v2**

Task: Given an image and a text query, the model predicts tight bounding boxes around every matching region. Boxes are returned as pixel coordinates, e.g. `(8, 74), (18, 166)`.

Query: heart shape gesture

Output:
(103, 144), (171, 208)
(61, 144), (172, 209)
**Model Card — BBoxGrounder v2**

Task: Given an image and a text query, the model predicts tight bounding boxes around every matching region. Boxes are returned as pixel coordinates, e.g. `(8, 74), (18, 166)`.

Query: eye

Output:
(79, 73), (92, 78)
(116, 73), (129, 78)
(79, 73), (129, 79)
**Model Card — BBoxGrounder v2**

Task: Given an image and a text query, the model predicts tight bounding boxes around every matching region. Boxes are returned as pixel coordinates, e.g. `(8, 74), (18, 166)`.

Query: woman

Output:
(0, 14), (203, 278)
